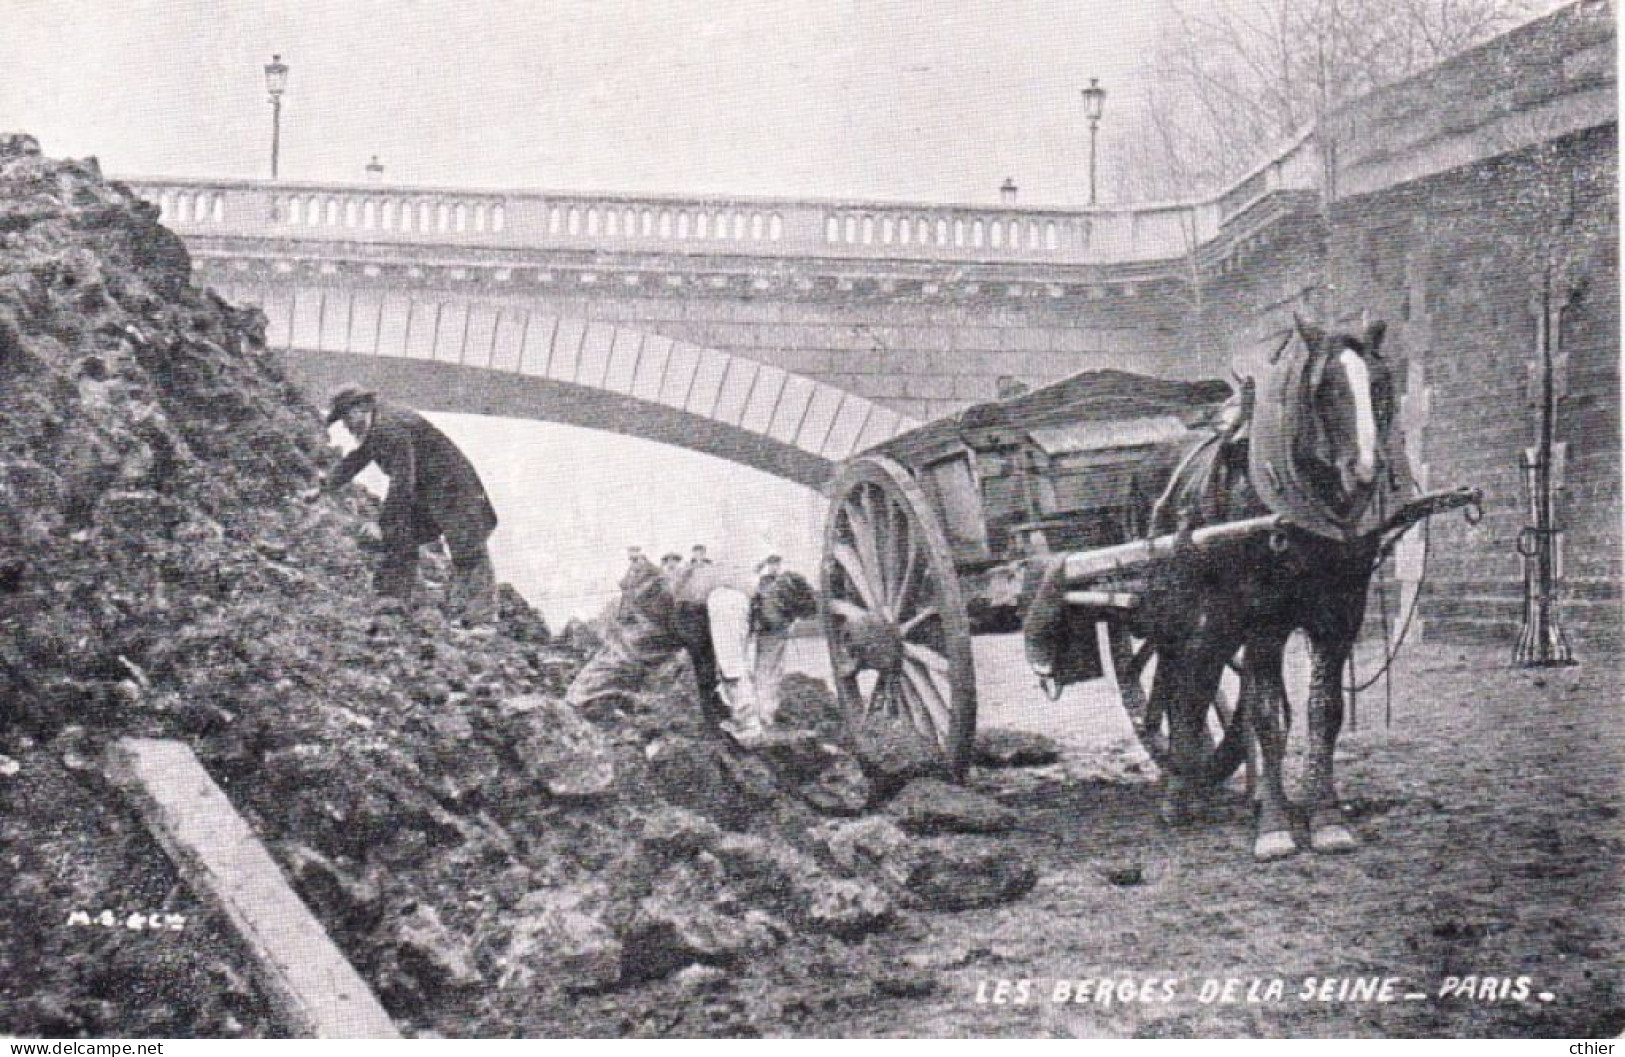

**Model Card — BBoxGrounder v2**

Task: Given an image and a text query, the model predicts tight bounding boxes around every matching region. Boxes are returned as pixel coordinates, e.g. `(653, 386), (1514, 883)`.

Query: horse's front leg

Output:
(1156, 634), (1231, 827)
(1234, 657), (1262, 806)
(1242, 632), (1296, 861)
(1303, 635), (1358, 853)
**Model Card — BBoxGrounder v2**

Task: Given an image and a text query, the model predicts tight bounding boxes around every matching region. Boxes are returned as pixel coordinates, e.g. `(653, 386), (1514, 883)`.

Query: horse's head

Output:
(1293, 315), (1395, 509)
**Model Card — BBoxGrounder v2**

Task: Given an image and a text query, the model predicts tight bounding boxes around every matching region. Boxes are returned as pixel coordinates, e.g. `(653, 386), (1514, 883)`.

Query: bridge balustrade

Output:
(127, 135), (1322, 269)
(1215, 131), (1320, 223)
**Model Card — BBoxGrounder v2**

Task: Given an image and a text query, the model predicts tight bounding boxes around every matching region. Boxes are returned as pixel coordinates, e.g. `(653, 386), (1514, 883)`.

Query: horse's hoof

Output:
(1160, 779), (1197, 827)
(1253, 830), (1298, 861)
(1310, 823), (1359, 854)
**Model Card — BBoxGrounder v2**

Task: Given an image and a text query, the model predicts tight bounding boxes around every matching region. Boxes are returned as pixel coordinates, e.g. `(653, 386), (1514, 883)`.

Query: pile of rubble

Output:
(0, 135), (1048, 1039)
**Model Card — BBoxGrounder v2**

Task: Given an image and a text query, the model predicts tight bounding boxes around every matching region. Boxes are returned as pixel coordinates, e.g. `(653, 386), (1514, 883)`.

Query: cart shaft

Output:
(1374, 487), (1482, 541)
(1058, 488), (1481, 588)
(1062, 514), (1287, 586)
(1064, 589), (1140, 610)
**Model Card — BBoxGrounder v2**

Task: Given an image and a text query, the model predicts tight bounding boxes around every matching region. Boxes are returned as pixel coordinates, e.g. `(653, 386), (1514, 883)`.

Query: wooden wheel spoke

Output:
(863, 673), (884, 714)
(857, 483), (883, 546)
(887, 674), (907, 717)
(899, 605), (939, 639)
(903, 641), (949, 676)
(872, 494), (902, 608)
(906, 658), (953, 724)
(826, 600), (867, 679)
(826, 598), (869, 625)
(846, 489), (889, 616)
(894, 525), (921, 619)
(870, 672), (902, 717)
(899, 665), (949, 748)
(884, 491), (910, 601)
(830, 542), (883, 613)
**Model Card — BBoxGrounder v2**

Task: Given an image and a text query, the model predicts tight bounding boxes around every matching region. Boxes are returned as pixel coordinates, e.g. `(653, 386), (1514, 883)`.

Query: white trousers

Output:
(705, 588), (793, 733)
(706, 587), (760, 730)
(752, 630), (788, 727)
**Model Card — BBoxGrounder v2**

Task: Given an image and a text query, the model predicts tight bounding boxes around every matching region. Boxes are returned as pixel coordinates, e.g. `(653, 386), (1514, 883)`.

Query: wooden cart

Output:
(819, 367), (1477, 778)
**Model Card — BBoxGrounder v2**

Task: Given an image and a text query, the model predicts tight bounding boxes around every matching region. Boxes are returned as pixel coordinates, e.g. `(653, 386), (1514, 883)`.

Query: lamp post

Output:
(264, 54), (289, 180)
(1080, 77), (1106, 206)
(999, 177), (1018, 205)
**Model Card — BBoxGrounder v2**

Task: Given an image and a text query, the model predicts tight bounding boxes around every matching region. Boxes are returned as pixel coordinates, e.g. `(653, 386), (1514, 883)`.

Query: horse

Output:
(1132, 315), (1400, 861)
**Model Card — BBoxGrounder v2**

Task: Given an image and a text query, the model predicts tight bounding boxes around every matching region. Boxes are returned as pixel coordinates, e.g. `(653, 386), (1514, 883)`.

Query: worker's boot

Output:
(375, 546), (418, 606)
(716, 678), (765, 746)
(452, 551), (497, 626)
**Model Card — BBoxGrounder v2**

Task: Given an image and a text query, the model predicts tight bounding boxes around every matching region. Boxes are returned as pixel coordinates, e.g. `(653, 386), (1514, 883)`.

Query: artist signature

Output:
(65, 910), (187, 931)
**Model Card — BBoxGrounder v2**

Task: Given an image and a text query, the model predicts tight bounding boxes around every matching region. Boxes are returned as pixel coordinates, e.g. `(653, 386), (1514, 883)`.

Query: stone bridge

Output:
(240, 298), (915, 488)
(127, 127), (1328, 486)
(121, 2), (1618, 645)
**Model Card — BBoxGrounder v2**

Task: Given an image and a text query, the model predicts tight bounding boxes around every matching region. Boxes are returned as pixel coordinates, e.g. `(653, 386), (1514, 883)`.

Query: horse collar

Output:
(1249, 339), (1364, 541)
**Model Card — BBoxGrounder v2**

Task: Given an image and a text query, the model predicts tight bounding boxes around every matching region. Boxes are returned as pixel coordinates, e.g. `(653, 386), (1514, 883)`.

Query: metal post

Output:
(270, 96), (282, 180)
(1088, 119), (1099, 206)
(1514, 271), (1575, 666)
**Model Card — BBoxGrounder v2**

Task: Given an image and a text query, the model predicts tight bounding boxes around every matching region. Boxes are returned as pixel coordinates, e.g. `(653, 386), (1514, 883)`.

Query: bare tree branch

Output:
(1131, 0), (1563, 198)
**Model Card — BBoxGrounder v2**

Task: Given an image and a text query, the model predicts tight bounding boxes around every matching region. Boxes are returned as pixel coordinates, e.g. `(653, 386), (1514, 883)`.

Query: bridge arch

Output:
(234, 285), (919, 488)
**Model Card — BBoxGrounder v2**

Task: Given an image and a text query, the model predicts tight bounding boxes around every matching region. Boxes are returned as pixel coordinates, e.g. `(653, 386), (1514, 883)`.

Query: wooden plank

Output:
(106, 738), (400, 1039)
(1062, 514), (1286, 585)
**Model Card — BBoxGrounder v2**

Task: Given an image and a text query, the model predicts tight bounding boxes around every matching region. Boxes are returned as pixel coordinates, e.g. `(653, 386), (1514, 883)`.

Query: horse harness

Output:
(1152, 332), (1412, 548)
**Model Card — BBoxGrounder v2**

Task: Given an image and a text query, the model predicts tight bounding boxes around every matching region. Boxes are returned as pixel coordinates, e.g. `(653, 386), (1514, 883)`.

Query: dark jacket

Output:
(327, 402), (497, 546)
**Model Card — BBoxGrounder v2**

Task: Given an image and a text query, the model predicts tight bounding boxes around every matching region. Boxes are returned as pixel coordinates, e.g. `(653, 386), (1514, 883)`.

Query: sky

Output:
(2, 0), (1165, 206)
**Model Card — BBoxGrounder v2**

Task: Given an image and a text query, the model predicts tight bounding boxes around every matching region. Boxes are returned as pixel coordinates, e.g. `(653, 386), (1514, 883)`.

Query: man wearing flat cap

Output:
(306, 385), (499, 622)
(749, 554), (815, 729)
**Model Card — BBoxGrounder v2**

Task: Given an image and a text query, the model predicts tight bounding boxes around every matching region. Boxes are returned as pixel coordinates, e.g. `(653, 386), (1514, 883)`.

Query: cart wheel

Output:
(1107, 623), (1249, 787)
(822, 455), (977, 778)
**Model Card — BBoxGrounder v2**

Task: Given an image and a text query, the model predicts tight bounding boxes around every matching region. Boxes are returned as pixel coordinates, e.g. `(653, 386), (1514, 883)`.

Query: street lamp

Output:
(366, 155), (385, 182)
(264, 54), (289, 180)
(999, 177), (1018, 205)
(1080, 77), (1106, 206)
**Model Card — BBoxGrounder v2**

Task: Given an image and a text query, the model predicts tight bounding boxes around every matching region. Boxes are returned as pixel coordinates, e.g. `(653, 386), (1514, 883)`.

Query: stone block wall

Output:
(1336, 127), (1620, 650)
(212, 272), (1208, 426)
(1187, 126), (1618, 650)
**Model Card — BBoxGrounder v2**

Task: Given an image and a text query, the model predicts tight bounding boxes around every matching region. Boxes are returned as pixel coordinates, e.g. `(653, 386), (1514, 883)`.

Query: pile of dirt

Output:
(0, 136), (1040, 1039)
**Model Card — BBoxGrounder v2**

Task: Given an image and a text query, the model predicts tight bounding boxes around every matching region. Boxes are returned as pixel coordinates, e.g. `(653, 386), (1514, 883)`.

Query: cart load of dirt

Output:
(0, 136), (1038, 1039)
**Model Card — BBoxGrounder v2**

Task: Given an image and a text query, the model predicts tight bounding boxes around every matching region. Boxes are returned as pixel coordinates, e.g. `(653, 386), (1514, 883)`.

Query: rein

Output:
(1343, 487), (1482, 718)
(1343, 487), (1412, 717)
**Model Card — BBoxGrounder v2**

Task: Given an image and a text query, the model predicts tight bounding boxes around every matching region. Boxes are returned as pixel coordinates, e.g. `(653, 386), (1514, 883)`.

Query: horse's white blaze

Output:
(1338, 347), (1377, 484)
